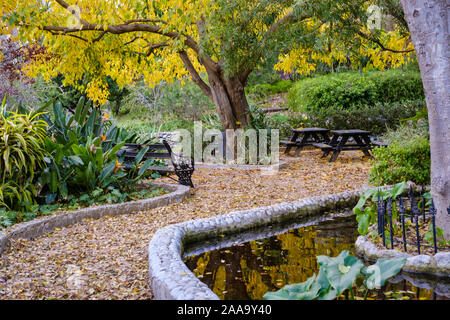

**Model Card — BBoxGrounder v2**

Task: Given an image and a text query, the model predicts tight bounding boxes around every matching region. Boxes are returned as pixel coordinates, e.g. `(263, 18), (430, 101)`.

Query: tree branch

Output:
(357, 30), (414, 53)
(261, 3), (311, 45)
(195, 19), (220, 73)
(178, 50), (212, 100)
(50, 0), (201, 54)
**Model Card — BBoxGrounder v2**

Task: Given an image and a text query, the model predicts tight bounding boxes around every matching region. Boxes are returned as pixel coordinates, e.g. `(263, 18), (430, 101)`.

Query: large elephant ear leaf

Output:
(316, 267), (337, 300)
(318, 250), (364, 296)
(390, 182), (407, 198)
(263, 275), (320, 300)
(356, 211), (370, 235)
(363, 258), (407, 290)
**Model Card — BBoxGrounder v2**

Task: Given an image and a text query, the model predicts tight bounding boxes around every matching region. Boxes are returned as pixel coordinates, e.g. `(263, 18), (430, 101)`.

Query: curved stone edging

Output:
(148, 189), (363, 300)
(0, 182), (190, 257)
(355, 236), (450, 277)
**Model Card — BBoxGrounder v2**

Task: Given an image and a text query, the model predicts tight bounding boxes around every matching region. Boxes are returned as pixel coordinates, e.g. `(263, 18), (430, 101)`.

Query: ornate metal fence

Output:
(376, 186), (450, 254)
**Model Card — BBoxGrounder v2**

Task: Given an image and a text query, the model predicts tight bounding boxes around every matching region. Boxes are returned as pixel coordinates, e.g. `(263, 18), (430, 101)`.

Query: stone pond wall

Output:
(148, 189), (362, 300)
(148, 183), (450, 300)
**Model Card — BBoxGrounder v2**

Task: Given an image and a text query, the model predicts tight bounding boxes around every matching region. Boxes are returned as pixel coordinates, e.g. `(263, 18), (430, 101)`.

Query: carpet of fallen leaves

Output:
(0, 149), (371, 300)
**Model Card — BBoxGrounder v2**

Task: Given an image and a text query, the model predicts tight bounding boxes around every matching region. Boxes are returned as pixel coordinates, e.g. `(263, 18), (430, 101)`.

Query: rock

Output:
(435, 282), (450, 298)
(377, 249), (410, 259)
(434, 252), (450, 270)
(404, 254), (434, 273)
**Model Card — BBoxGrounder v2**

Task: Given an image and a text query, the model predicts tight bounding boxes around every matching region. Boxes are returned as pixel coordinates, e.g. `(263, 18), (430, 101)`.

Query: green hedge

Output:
(369, 121), (430, 186)
(302, 100), (426, 135)
(287, 69), (425, 112)
(369, 137), (430, 186)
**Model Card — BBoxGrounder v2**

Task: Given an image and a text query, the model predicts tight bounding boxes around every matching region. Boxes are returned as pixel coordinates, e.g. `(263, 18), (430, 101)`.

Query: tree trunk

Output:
(204, 67), (250, 130)
(400, 0), (450, 238)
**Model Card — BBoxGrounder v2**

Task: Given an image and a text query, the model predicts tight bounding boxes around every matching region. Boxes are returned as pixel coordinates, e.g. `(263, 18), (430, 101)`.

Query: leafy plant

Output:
(424, 224), (450, 248)
(0, 94), (49, 210)
(61, 186), (167, 210)
(287, 69), (424, 112)
(352, 182), (407, 236)
(38, 98), (154, 203)
(263, 250), (406, 300)
(369, 137), (430, 186)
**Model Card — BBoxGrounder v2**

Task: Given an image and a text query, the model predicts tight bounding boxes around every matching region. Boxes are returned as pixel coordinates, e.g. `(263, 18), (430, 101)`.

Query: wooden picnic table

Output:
(282, 128), (330, 156)
(314, 129), (374, 162)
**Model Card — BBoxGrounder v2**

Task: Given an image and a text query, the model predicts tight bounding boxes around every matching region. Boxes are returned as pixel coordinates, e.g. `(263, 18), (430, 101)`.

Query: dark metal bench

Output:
(116, 140), (195, 187)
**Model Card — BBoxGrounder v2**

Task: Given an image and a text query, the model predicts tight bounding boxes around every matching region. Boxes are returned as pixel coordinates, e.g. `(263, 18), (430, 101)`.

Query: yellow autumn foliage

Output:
(1, 0), (212, 104)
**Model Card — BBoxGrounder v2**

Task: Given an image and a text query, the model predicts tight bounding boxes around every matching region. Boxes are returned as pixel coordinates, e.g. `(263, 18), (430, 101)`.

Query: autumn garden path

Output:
(0, 150), (371, 300)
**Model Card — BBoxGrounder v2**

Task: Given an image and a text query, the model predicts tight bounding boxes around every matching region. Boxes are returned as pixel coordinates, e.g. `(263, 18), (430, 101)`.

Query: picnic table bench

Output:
(116, 140), (195, 187)
(282, 128), (330, 156)
(313, 129), (374, 162)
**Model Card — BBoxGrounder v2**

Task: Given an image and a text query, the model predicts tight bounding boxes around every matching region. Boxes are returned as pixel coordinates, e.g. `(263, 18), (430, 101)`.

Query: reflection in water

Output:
(183, 215), (450, 300)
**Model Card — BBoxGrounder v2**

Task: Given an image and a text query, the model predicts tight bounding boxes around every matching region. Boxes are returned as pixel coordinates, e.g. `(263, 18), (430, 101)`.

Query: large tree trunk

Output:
(204, 68), (250, 130)
(401, 0), (450, 238)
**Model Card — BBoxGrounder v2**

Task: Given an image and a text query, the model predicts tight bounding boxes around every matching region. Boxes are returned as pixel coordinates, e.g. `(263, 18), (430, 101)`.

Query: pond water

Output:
(183, 213), (450, 300)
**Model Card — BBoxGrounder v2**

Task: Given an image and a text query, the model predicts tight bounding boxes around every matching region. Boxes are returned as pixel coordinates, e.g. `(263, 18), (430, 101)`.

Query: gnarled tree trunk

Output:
(205, 68), (250, 130)
(179, 50), (250, 130)
(401, 0), (450, 238)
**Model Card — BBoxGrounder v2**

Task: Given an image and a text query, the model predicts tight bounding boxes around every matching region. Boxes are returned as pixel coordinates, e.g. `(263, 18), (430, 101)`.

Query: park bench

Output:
(282, 128), (331, 156)
(116, 140), (195, 187)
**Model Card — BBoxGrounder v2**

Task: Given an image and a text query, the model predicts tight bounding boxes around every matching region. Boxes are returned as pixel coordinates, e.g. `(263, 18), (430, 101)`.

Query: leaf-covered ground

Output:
(0, 150), (371, 300)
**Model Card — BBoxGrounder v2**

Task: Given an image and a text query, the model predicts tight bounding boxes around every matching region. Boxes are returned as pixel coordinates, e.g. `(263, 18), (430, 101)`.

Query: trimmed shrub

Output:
(287, 69), (425, 112)
(369, 122), (430, 186)
(302, 100), (426, 135)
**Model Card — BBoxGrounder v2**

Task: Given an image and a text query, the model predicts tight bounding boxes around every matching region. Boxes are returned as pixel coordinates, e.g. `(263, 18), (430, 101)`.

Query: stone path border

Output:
(148, 189), (362, 300)
(355, 236), (450, 277)
(0, 182), (190, 257)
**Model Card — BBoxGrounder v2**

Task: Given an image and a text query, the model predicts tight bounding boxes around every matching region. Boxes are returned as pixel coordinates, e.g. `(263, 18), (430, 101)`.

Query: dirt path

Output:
(0, 150), (371, 300)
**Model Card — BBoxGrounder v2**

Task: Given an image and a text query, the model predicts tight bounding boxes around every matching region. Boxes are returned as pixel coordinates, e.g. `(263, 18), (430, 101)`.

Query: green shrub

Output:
(369, 132), (430, 186)
(287, 69), (424, 112)
(381, 118), (429, 144)
(39, 99), (159, 203)
(302, 100), (425, 135)
(0, 97), (48, 210)
(246, 80), (293, 99)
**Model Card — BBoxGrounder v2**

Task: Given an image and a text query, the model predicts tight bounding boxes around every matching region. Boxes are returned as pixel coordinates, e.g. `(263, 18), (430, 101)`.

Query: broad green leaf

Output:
(135, 146), (150, 165)
(99, 161), (116, 185)
(74, 96), (86, 124)
(263, 275), (320, 300)
(316, 267), (336, 300)
(68, 155), (84, 166)
(318, 250), (364, 295)
(356, 212), (370, 235)
(390, 182), (407, 199)
(363, 258), (407, 290)
(138, 159), (155, 177)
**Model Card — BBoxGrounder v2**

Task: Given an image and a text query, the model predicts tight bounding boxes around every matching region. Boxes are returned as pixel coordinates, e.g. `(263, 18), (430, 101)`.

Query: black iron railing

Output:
(376, 186), (450, 254)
